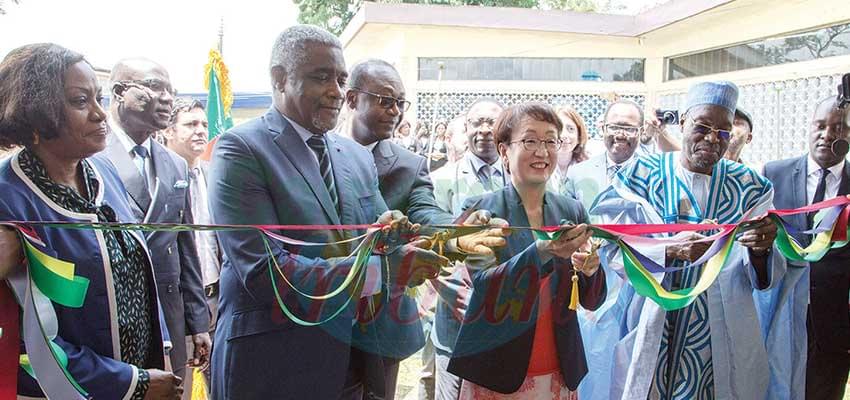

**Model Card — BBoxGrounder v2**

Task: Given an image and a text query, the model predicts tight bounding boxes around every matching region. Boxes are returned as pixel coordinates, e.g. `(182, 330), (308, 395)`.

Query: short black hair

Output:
(0, 43), (86, 149)
(170, 97), (205, 126)
(493, 102), (564, 147)
(734, 108), (753, 132)
(602, 99), (644, 126)
(349, 59), (397, 90)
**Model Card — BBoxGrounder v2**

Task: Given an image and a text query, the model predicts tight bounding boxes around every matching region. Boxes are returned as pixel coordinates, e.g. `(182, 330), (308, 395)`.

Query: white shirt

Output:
(283, 114), (326, 168)
(806, 156), (844, 204)
(108, 118), (154, 187)
(676, 164), (711, 215)
(190, 166), (220, 287)
(605, 155), (628, 185)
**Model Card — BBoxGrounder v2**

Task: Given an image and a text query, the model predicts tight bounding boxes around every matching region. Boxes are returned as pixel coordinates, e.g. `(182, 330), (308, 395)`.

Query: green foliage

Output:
(0, 0), (20, 15)
(295, 0), (619, 36)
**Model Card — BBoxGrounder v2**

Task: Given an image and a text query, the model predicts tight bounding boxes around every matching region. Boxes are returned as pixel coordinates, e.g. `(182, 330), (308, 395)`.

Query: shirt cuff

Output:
(130, 368), (150, 400)
(361, 255), (382, 298)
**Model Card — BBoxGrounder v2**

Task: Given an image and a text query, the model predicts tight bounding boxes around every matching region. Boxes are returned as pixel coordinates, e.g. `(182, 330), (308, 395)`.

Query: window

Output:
(418, 57), (645, 82)
(667, 21), (850, 80)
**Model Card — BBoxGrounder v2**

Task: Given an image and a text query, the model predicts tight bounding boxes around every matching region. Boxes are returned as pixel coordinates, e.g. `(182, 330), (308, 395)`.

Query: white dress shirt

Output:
(806, 156), (844, 204)
(109, 118), (154, 189)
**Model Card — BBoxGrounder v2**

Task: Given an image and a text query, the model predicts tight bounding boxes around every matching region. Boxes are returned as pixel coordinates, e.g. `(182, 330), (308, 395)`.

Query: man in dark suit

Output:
(762, 97), (850, 400)
(344, 59), (507, 400)
(99, 59), (211, 383)
(208, 25), (446, 400)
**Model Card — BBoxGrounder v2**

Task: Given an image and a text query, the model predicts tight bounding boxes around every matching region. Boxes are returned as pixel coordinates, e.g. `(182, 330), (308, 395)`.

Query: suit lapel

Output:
(146, 141), (177, 223)
(268, 109), (341, 225)
(104, 132), (152, 212)
(837, 161), (850, 196)
(373, 140), (399, 184)
(325, 134), (351, 224)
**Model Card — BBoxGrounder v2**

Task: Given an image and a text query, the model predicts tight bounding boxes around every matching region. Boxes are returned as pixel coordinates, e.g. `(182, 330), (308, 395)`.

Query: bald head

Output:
(109, 58), (175, 141)
(110, 58), (170, 83)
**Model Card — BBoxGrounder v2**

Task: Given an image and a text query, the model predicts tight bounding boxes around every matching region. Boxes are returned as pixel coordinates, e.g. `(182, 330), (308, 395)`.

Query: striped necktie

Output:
(307, 134), (339, 212)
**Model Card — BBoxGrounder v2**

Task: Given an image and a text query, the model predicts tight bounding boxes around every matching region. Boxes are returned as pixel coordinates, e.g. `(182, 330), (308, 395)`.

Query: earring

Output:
(32, 131), (40, 145)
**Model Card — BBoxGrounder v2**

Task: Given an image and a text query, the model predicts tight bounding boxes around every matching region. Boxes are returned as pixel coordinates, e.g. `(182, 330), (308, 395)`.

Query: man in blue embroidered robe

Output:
(591, 81), (787, 400)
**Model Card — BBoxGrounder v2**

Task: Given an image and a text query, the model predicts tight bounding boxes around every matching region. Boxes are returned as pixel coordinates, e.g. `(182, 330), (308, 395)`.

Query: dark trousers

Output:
(806, 347), (850, 399)
(806, 320), (850, 400)
(340, 348), (401, 400)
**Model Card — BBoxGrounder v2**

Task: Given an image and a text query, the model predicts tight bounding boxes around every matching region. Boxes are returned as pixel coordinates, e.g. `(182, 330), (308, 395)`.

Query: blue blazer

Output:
(0, 153), (165, 399)
(764, 156), (850, 353)
(208, 108), (390, 399)
(447, 185), (606, 394)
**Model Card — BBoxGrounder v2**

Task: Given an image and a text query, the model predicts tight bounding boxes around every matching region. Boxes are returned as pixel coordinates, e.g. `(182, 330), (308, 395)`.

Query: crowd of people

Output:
(0, 23), (847, 400)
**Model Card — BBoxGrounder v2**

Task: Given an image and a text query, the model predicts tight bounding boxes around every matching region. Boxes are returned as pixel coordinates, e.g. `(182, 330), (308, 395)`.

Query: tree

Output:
(0, 0), (19, 15)
(294, 0), (617, 36)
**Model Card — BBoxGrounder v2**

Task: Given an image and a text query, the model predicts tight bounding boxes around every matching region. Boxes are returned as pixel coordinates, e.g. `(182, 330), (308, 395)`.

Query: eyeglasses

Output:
(119, 79), (177, 97)
(467, 118), (497, 129)
(351, 88), (411, 111)
(603, 123), (641, 137)
(687, 118), (731, 141)
(509, 138), (563, 152)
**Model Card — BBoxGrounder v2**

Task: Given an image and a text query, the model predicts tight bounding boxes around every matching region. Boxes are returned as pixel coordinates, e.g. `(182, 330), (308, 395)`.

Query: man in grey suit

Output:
(344, 59), (507, 400)
(99, 59), (211, 383)
(565, 99), (643, 212)
(208, 25), (446, 400)
(761, 98), (850, 400)
(563, 99), (641, 397)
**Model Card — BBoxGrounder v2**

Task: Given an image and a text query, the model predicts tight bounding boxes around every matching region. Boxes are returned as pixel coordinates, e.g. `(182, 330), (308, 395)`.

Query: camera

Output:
(656, 109), (680, 125)
(838, 72), (850, 109)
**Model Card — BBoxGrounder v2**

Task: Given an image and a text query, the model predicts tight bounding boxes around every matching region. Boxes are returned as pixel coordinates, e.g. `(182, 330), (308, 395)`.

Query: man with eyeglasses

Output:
(98, 58), (210, 387)
(343, 59), (508, 400)
(207, 26), (449, 400)
(565, 99), (642, 213)
(592, 81), (785, 400)
(561, 99), (644, 399)
(429, 98), (507, 400)
(760, 97), (850, 400)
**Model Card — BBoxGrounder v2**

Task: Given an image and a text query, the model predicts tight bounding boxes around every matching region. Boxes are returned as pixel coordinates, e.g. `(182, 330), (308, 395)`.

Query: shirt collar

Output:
(365, 141), (378, 152)
(108, 117), (151, 154)
(466, 152), (503, 175)
(282, 114), (320, 143)
(807, 155), (845, 178)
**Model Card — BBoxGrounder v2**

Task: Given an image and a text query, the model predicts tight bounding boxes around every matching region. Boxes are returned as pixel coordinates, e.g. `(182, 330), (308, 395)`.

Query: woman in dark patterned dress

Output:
(0, 43), (180, 399)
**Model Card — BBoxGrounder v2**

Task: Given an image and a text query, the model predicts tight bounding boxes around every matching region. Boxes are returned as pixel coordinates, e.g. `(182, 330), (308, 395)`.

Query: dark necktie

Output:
(307, 134), (339, 211)
(809, 168), (830, 229)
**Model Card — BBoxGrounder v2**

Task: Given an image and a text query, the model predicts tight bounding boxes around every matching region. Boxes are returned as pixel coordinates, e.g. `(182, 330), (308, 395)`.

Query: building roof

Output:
(341, 0), (733, 46)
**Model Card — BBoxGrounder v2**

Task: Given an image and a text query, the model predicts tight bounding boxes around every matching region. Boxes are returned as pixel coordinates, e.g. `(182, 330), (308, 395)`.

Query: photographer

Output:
(639, 108), (685, 155)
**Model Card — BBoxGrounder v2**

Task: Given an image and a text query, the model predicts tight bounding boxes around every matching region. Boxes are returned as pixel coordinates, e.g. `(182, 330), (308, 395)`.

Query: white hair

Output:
(269, 25), (341, 80)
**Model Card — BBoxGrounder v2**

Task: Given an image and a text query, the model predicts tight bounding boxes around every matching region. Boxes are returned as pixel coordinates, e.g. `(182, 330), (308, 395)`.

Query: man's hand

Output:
(376, 210), (419, 251)
(188, 332), (211, 370)
(0, 226), (22, 280)
(737, 217), (777, 256)
(536, 224), (592, 262)
(571, 240), (601, 277)
(456, 210), (510, 256)
(144, 369), (182, 400)
(666, 232), (711, 263)
(643, 111), (666, 143)
(386, 239), (449, 288)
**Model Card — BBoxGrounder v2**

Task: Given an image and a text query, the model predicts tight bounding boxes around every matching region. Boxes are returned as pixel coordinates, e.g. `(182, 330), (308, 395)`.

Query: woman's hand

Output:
(571, 240), (601, 277)
(536, 224), (592, 261)
(0, 226), (22, 280)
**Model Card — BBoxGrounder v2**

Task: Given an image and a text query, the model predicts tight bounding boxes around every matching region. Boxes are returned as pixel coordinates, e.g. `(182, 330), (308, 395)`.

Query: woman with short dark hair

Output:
(448, 102), (606, 399)
(0, 43), (179, 399)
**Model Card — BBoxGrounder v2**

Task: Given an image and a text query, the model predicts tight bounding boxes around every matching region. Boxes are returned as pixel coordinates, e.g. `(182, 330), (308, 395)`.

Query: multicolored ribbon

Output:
(2, 195), (850, 397)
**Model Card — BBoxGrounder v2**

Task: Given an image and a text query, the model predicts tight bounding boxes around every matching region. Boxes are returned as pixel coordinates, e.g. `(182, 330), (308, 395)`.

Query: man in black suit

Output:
(762, 97), (850, 400)
(344, 59), (508, 400)
(99, 59), (210, 383)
